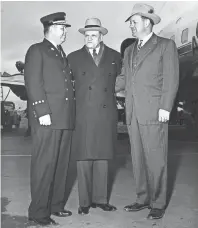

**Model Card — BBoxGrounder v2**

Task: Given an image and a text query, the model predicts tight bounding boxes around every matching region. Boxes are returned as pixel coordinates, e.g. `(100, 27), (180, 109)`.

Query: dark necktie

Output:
(137, 40), (143, 51)
(92, 49), (98, 63)
(57, 45), (62, 57)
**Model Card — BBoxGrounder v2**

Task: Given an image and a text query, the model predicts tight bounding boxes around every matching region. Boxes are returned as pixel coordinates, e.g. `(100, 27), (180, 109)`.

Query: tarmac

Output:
(1, 119), (198, 228)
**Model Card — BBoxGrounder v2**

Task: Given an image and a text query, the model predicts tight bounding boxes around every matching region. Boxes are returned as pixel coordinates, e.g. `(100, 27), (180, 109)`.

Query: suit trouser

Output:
(77, 160), (108, 207)
(28, 126), (72, 219)
(127, 113), (168, 209)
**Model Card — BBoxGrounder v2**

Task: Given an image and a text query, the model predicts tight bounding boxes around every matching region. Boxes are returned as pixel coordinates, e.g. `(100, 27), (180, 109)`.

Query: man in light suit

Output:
(116, 4), (179, 219)
(68, 18), (121, 215)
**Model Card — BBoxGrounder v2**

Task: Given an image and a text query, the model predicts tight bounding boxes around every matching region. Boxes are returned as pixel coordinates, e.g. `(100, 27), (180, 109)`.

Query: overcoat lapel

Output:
(82, 46), (96, 66)
(97, 44), (107, 68)
(81, 46), (100, 84)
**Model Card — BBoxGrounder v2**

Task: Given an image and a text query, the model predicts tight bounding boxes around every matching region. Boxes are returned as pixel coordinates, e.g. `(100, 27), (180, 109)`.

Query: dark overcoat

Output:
(24, 39), (75, 130)
(67, 44), (121, 160)
(116, 34), (179, 125)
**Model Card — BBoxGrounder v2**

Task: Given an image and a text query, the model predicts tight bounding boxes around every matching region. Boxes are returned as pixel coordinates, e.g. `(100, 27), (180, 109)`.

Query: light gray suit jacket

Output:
(116, 33), (179, 125)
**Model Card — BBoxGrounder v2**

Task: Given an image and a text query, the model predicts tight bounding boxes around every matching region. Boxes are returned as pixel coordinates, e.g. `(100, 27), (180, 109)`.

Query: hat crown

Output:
(132, 3), (154, 15)
(40, 12), (71, 27)
(85, 18), (102, 27)
(78, 17), (108, 35)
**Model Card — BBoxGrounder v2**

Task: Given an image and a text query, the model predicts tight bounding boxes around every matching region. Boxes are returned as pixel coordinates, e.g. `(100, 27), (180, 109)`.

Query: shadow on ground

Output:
(1, 197), (37, 228)
(114, 132), (184, 208)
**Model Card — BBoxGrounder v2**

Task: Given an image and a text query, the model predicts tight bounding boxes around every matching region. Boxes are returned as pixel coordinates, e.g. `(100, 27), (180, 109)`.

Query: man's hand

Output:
(158, 109), (170, 123)
(39, 114), (51, 126)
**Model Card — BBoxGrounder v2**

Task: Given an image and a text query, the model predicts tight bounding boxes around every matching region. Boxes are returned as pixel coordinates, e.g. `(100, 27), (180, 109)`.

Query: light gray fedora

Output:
(78, 18), (108, 35)
(125, 3), (161, 25)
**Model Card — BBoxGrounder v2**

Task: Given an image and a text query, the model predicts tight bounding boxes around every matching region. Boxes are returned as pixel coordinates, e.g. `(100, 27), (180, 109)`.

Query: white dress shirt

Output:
(138, 32), (153, 47)
(89, 46), (100, 57)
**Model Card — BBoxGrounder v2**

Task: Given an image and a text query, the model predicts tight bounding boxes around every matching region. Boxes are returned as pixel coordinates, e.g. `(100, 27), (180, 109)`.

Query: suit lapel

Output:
(129, 41), (137, 72)
(136, 34), (158, 68)
(43, 39), (66, 66)
(59, 45), (68, 67)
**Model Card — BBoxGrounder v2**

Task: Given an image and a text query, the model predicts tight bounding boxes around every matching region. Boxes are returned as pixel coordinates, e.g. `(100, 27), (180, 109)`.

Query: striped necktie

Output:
(137, 40), (143, 51)
(92, 49), (98, 63)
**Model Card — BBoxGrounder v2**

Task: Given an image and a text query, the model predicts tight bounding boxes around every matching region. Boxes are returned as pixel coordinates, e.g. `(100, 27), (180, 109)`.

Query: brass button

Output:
(103, 105), (107, 108)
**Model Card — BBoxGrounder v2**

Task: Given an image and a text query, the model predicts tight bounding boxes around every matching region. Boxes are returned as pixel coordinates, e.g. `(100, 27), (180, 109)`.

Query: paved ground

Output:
(1, 119), (198, 228)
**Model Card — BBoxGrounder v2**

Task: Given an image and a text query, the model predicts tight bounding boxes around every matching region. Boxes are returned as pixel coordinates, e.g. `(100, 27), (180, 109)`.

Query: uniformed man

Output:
(67, 18), (121, 215)
(24, 12), (75, 226)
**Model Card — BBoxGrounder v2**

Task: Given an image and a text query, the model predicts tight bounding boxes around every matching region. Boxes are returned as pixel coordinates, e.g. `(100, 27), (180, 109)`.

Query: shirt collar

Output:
(89, 44), (100, 56)
(139, 32), (153, 47)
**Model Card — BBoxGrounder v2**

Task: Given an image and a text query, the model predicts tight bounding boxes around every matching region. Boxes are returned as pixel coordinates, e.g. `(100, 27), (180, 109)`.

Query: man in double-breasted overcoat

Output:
(67, 18), (121, 215)
(24, 12), (75, 226)
(116, 4), (179, 220)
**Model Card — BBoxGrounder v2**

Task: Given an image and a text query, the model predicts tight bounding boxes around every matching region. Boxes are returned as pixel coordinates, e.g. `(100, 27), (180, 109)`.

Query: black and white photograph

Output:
(1, 1), (198, 227)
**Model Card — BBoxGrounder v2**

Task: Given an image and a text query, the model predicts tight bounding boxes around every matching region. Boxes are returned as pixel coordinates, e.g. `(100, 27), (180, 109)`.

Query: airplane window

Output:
(181, 28), (188, 43)
(170, 35), (175, 41)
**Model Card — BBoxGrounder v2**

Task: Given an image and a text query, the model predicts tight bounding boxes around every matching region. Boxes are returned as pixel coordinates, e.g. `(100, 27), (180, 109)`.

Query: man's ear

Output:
(99, 32), (103, 42)
(145, 18), (150, 28)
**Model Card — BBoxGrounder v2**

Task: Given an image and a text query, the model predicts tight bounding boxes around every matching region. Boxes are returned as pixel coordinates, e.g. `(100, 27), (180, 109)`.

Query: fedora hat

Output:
(79, 18), (108, 35)
(125, 3), (161, 25)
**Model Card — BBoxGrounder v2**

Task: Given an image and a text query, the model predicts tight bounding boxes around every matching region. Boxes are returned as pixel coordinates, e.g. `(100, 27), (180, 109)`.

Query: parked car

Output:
(1, 101), (21, 131)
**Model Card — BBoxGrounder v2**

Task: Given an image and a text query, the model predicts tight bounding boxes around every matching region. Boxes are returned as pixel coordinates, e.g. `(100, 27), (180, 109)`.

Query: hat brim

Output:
(125, 12), (161, 25)
(53, 21), (71, 27)
(78, 27), (108, 35)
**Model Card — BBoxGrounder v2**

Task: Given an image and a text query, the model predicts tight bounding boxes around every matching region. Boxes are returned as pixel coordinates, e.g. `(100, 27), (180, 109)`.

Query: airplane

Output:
(158, 6), (198, 101)
(158, 6), (198, 127)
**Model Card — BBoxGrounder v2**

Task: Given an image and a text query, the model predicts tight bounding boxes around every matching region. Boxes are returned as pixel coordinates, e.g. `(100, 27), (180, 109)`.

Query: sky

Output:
(1, 0), (198, 107)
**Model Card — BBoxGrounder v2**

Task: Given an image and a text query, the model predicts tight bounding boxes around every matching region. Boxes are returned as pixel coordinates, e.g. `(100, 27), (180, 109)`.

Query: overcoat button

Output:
(103, 105), (106, 108)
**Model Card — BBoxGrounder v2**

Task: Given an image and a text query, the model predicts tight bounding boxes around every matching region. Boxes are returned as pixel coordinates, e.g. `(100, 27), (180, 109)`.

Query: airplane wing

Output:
(1, 73), (27, 100)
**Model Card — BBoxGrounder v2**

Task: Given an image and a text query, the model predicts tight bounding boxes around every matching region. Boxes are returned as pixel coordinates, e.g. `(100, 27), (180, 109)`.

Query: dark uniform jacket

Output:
(116, 34), (179, 125)
(24, 38), (75, 130)
(67, 44), (121, 160)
